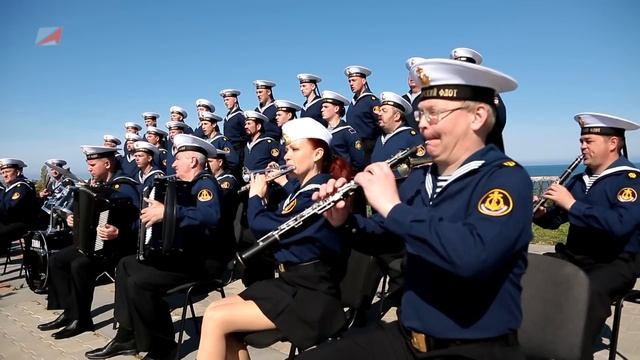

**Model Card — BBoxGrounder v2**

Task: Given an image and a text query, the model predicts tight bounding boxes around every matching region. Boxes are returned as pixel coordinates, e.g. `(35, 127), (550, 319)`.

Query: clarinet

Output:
(532, 154), (584, 214)
(236, 144), (424, 265)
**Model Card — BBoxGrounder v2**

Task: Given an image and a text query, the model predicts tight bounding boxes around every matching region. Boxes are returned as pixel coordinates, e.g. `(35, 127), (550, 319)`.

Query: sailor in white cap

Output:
(403, 57), (428, 131)
(166, 121), (192, 141)
(142, 112), (160, 127)
(145, 126), (169, 171)
(199, 111), (240, 172)
(38, 145), (139, 340)
(297, 73), (326, 126)
(198, 117), (351, 360)
(344, 65), (381, 160)
(103, 134), (122, 148)
(169, 105), (188, 122)
(450, 47), (507, 151)
(132, 141), (164, 194)
(1, 158), (38, 258)
(304, 58), (531, 359)
(205, 146), (239, 246)
(273, 99), (302, 128)
(87, 133), (233, 360)
(242, 110), (284, 172)
(320, 90), (365, 171)
(253, 80), (281, 140)
(372, 91), (427, 166)
(120, 133), (143, 177)
(193, 99), (216, 139)
(41, 159), (69, 198)
(219, 89), (247, 154)
(124, 122), (143, 134)
(535, 113), (640, 352)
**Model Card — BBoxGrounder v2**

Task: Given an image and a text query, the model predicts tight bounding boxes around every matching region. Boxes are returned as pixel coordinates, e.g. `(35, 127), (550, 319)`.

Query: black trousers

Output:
(296, 321), (524, 360)
(114, 255), (200, 352)
(0, 221), (29, 254)
(47, 246), (109, 324)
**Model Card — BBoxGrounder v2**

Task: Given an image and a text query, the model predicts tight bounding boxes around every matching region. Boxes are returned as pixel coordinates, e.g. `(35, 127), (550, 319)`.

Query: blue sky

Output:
(1, 0), (639, 177)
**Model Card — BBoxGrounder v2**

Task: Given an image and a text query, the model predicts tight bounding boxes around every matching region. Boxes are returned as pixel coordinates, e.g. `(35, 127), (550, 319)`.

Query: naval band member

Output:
(219, 89), (247, 155)
(254, 80), (281, 140)
(274, 99), (302, 130)
(344, 65), (381, 162)
(321, 90), (366, 172)
(0, 159), (39, 254)
(193, 98), (216, 138)
(120, 133), (143, 178)
(298, 73), (326, 126)
(133, 141), (164, 195)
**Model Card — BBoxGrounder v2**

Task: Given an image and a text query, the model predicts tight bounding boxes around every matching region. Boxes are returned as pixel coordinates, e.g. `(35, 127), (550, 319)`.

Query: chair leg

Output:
(2, 251), (9, 275)
(609, 297), (626, 360)
(175, 285), (195, 360)
(18, 238), (24, 277)
(287, 343), (298, 359)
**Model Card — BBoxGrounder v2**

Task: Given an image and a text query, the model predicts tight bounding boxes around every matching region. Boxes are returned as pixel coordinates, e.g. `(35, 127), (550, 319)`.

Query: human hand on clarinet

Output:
(141, 198), (164, 227)
(313, 178), (352, 227)
(355, 162), (401, 218)
(97, 224), (119, 240)
(532, 195), (547, 218)
(542, 184), (576, 211)
(267, 162), (288, 187)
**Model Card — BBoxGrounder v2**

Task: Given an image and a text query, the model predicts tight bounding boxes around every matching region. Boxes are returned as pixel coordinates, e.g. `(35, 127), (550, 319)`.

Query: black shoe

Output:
(51, 320), (95, 339)
(142, 344), (177, 360)
(38, 313), (70, 331)
(33, 287), (48, 295)
(85, 339), (137, 359)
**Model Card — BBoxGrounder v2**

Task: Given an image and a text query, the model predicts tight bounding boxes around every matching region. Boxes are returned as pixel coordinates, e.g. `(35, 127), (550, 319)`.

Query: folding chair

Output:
(608, 288), (640, 360)
(3, 236), (25, 276)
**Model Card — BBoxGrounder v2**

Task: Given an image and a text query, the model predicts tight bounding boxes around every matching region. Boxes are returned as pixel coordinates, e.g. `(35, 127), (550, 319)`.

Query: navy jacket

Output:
(329, 121), (365, 171)
(346, 92), (381, 140)
(208, 134), (241, 172)
(0, 175), (39, 224)
(301, 97), (326, 127)
(402, 92), (421, 131)
(119, 152), (139, 178)
(256, 102), (281, 140)
(243, 135), (284, 171)
(223, 108), (247, 150)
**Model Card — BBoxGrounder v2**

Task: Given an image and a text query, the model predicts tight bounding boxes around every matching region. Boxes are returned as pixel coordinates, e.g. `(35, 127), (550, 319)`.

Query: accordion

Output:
(72, 185), (130, 256)
(138, 176), (194, 261)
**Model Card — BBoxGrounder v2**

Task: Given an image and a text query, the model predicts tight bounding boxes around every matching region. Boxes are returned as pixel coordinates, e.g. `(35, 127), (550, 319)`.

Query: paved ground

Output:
(1, 243), (638, 359)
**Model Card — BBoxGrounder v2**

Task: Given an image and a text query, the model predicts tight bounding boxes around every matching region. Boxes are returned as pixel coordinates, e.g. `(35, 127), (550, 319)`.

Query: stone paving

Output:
(1, 242), (638, 359)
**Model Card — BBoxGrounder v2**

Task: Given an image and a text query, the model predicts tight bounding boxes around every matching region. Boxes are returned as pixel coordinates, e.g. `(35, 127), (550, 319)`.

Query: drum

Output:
(41, 185), (73, 215)
(23, 229), (73, 293)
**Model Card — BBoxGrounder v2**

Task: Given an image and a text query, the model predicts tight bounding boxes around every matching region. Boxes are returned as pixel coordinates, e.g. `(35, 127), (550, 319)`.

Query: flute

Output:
(532, 154), (584, 214)
(237, 165), (295, 194)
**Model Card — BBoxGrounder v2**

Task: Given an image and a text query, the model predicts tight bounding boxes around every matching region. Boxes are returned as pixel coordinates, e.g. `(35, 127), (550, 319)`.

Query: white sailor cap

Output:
(80, 145), (118, 160)
(574, 112), (640, 136)
(450, 48), (483, 65)
(219, 89), (241, 97)
(173, 134), (218, 158)
(195, 98), (215, 112)
(142, 112), (160, 120)
(243, 110), (269, 123)
(274, 100), (302, 113)
(146, 126), (168, 138)
(405, 57), (427, 70)
(344, 65), (372, 78)
(253, 80), (276, 89)
(207, 147), (230, 159)
(198, 111), (223, 123)
(321, 90), (350, 107)
(169, 106), (188, 119)
(124, 122), (142, 131)
(282, 118), (332, 146)
(166, 121), (191, 131)
(103, 134), (122, 146)
(380, 91), (413, 116)
(0, 158), (27, 170)
(45, 159), (67, 168)
(410, 59), (517, 152)
(133, 141), (159, 156)
(297, 73), (322, 84)
(125, 132), (143, 142)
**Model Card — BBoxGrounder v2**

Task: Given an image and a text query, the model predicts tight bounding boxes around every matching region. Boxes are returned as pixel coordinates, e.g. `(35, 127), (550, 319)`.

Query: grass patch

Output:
(531, 223), (569, 245)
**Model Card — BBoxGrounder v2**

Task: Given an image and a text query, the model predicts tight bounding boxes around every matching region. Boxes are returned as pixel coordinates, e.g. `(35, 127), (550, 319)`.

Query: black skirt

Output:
(239, 261), (346, 350)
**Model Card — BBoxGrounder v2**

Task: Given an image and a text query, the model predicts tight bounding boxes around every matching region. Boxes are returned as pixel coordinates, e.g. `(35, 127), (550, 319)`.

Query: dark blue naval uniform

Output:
(119, 153), (139, 178)
(208, 134), (240, 172)
(534, 157), (640, 347)
(371, 126), (425, 164)
(299, 145), (532, 360)
(136, 167), (164, 196)
(256, 102), (281, 140)
(192, 125), (206, 139)
(301, 97), (326, 127)
(329, 121), (365, 171)
(164, 139), (176, 176)
(402, 92), (421, 131)
(111, 170), (234, 354)
(0, 175), (38, 225)
(242, 173), (349, 350)
(46, 170), (140, 328)
(346, 92), (381, 141)
(243, 135), (284, 171)
(216, 171), (239, 244)
(223, 108), (247, 152)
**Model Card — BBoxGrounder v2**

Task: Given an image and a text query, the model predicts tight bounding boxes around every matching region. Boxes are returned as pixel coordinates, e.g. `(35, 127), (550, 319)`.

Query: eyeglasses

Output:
(417, 106), (467, 125)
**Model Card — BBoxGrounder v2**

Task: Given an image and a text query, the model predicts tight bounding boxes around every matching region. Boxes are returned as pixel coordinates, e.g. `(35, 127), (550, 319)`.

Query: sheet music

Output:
(95, 210), (108, 251)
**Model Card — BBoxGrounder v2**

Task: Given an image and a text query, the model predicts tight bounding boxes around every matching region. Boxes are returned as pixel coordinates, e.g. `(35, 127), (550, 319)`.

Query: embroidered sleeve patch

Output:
(416, 145), (426, 157)
(282, 198), (297, 214)
(197, 189), (213, 201)
(372, 105), (380, 113)
(477, 189), (513, 216)
(355, 140), (362, 150)
(271, 148), (280, 157)
(221, 181), (231, 189)
(11, 192), (20, 200)
(617, 187), (637, 202)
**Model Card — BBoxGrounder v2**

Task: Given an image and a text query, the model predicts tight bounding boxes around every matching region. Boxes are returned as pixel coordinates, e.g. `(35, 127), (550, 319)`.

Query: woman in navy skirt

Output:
(198, 117), (352, 360)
